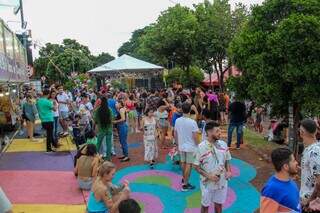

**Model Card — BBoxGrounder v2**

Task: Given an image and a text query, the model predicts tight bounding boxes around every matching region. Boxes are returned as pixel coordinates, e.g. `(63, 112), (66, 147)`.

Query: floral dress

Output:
(143, 117), (158, 161)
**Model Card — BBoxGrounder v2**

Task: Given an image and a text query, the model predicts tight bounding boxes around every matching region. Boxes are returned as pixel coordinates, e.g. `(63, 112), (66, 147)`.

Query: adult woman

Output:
(155, 99), (170, 149)
(49, 90), (59, 142)
(126, 94), (137, 133)
(141, 108), (158, 169)
(94, 97), (113, 161)
(218, 93), (227, 125)
(114, 100), (130, 162)
(22, 95), (38, 141)
(87, 161), (130, 213)
(74, 144), (100, 190)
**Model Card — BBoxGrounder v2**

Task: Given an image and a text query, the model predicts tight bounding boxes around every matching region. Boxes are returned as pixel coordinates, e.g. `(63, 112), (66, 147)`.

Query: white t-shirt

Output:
(56, 92), (70, 112)
(174, 116), (199, 152)
(194, 140), (232, 190)
(79, 102), (93, 124)
(300, 142), (320, 203)
(79, 102), (93, 112)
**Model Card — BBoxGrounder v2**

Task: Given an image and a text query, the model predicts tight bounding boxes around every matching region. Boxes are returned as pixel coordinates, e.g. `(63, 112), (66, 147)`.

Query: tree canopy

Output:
(117, 0), (249, 88)
(228, 0), (320, 116)
(34, 39), (114, 82)
(194, 0), (248, 90)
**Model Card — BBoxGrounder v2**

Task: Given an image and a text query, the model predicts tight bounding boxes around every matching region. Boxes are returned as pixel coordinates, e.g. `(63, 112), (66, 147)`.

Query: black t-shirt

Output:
(229, 101), (246, 123)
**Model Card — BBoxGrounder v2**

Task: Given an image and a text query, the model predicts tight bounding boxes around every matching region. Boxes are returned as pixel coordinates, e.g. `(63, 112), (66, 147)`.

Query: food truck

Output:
(0, 18), (29, 130)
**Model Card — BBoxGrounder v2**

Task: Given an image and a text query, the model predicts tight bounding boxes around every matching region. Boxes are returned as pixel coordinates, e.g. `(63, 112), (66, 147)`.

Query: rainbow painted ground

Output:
(0, 136), (259, 213)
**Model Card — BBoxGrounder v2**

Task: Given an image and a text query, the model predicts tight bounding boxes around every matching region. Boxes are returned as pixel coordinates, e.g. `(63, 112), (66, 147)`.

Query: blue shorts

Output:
(59, 111), (69, 120)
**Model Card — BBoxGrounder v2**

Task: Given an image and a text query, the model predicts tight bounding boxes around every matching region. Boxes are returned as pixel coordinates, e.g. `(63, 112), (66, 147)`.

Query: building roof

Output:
(88, 54), (163, 74)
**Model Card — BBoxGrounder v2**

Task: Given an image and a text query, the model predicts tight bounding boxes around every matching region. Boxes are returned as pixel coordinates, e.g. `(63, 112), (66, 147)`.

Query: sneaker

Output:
(118, 156), (126, 160)
(236, 147), (241, 150)
(150, 163), (154, 169)
(186, 183), (195, 190)
(121, 157), (130, 162)
(182, 183), (195, 191)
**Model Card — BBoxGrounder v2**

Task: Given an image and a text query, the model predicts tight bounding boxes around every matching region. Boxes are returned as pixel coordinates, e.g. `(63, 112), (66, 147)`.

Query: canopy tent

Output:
(202, 66), (241, 87)
(88, 54), (163, 77)
(87, 54), (164, 89)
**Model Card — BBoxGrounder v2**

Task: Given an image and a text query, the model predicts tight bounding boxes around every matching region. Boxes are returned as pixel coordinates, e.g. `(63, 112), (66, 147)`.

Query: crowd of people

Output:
(1, 82), (320, 213)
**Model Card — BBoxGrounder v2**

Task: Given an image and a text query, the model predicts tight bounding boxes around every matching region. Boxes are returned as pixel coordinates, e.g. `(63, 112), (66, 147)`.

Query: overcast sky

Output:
(1, 0), (264, 57)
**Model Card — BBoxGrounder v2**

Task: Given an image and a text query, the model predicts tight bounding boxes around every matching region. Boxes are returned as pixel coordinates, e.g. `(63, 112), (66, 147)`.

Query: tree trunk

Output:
(209, 70), (213, 90)
(186, 66), (191, 87)
(218, 60), (224, 92)
(288, 103), (300, 157)
(214, 63), (219, 91)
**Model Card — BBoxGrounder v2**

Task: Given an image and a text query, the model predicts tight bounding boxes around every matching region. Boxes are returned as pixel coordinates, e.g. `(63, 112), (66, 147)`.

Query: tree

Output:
(142, 5), (198, 86)
(34, 39), (113, 83)
(166, 66), (204, 87)
(92, 52), (115, 67)
(118, 28), (147, 57)
(194, 0), (248, 91)
(228, 0), (320, 152)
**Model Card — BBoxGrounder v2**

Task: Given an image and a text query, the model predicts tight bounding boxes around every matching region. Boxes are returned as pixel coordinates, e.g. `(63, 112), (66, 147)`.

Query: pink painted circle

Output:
(131, 192), (164, 213)
(185, 188), (237, 213)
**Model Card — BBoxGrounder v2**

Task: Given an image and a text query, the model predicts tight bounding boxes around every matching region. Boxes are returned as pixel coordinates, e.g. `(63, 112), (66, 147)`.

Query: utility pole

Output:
(19, 0), (26, 29)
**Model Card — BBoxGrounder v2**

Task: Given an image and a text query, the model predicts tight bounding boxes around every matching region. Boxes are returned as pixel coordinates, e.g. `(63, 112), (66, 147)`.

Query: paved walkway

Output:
(0, 130), (260, 213)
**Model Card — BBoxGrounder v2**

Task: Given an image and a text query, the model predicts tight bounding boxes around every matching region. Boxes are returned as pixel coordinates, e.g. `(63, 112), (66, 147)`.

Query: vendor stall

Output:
(88, 54), (164, 90)
(0, 19), (29, 130)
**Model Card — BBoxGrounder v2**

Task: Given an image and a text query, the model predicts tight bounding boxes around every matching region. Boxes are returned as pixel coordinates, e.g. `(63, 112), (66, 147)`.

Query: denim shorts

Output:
(59, 111), (69, 120)
(77, 177), (93, 190)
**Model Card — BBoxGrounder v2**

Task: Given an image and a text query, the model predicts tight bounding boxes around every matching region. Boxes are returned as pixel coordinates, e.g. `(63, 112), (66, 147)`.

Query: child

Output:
(172, 102), (183, 128)
(86, 129), (98, 147)
(168, 143), (180, 165)
(141, 108), (158, 169)
(254, 107), (263, 133)
(72, 114), (86, 149)
(200, 108), (211, 141)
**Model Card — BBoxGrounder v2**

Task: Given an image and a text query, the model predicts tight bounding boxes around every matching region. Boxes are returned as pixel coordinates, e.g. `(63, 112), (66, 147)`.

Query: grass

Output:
(243, 128), (280, 153)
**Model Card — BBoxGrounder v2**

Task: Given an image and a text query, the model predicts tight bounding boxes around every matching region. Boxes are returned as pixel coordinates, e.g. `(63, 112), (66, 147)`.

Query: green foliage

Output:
(146, 5), (198, 69)
(229, 0), (320, 116)
(117, 27), (162, 65)
(64, 80), (76, 91)
(166, 66), (204, 87)
(91, 52), (114, 67)
(194, 0), (248, 90)
(34, 39), (113, 83)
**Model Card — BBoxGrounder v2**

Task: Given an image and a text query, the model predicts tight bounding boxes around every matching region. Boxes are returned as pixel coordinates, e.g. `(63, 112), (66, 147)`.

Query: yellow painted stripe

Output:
(6, 136), (76, 152)
(13, 204), (86, 213)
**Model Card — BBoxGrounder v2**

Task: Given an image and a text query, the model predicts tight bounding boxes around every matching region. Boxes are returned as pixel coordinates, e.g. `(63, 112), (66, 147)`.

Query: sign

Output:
(26, 65), (34, 77)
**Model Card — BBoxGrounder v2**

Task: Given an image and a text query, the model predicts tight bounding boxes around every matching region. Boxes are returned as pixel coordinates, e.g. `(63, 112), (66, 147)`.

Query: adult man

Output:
(56, 86), (70, 136)
(300, 119), (320, 212)
(260, 148), (301, 213)
(227, 96), (246, 149)
(174, 102), (199, 191)
(36, 89), (57, 152)
(193, 121), (232, 213)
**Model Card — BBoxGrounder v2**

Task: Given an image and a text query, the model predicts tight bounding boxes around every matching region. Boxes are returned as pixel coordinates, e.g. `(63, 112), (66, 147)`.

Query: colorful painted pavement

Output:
(0, 134), (260, 213)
